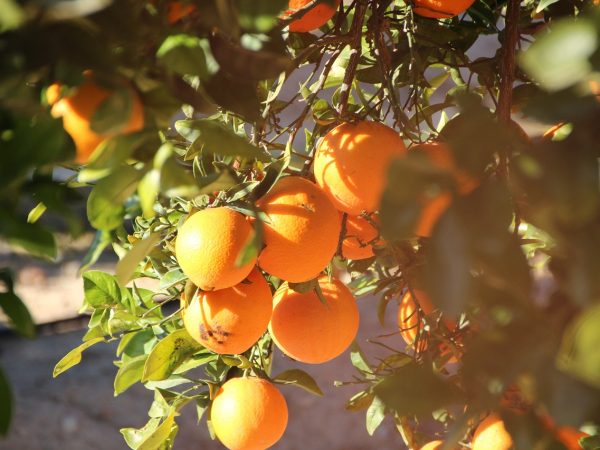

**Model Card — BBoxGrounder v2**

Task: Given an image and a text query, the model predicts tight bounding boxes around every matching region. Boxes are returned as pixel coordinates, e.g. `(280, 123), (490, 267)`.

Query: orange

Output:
(167, 1), (195, 23)
(182, 269), (272, 354)
(397, 289), (434, 352)
(256, 176), (341, 283)
(341, 214), (381, 260)
(269, 275), (359, 364)
(287, 0), (340, 33)
(413, 0), (476, 19)
(175, 207), (256, 291)
(410, 142), (478, 237)
(421, 441), (444, 450)
(555, 427), (587, 450)
(314, 121), (406, 215)
(211, 377), (288, 450)
(472, 414), (514, 450)
(49, 76), (144, 164)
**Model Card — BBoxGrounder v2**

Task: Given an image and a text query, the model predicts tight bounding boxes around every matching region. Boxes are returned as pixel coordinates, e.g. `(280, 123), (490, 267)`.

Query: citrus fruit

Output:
(49, 75), (144, 164)
(413, 0), (476, 19)
(176, 207), (256, 291)
(341, 214), (382, 260)
(269, 275), (359, 364)
(421, 441), (444, 450)
(472, 413), (514, 450)
(211, 377), (288, 450)
(287, 0), (340, 33)
(182, 268), (272, 354)
(556, 427), (587, 450)
(314, 121), (406, 215)
(398, 289), (434, 352)
(256, 176), (341, 283)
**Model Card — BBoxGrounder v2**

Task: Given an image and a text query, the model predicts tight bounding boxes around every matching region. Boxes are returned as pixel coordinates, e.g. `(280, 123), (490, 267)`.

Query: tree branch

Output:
(337, 0), (368, 117)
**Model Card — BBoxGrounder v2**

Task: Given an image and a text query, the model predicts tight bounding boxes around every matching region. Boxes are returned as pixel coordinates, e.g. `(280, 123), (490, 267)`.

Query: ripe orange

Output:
(287, 0), (340, 33)
(555, 427), (587, 450)
(410, 142), (478, 237)
(167, 1), (195, 23)
(256, 176), (341, 283)
(341, 214), (381, 260)
(175, 207), (256, 291)
(269, 275), (359, 364)
(472, 414), (514, 450)
(182, 269), (272, 354)
(397, 289), (434, 352)
(421, 441), (444, 450)
(211, 377), (288, 450)
(49, 76), (144, 164)
(314, 121), (406, 215)
(413, 0), (476, 19)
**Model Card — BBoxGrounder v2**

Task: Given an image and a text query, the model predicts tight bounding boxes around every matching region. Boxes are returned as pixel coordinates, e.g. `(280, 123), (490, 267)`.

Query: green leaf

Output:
(122, 418), (160, 449)
(0, 211), (57, 260)
(0, 366), (11, 436)
(83, 271), (122, 308)
(535, 0), (560, 13)
(138, 170), (161, 218)
(87, 165), (144, 231)
(176, 119), (270, 162)
(557, 304), (600, 389)
(27, 202), (47, 224)
(581, 435), (600, 450)
(115, 355), (147, 396)
(373, 363), (461, 415)
(157, 35), (216, 78)
(116, 233), (161, 286)
(90, 87), (134, 135)
(53, 337), (105, 377)
(366, 396), (386, 436)
(235, 0), (288, 32)
(0, 0), (24, 31)
(273, 369), (324, 396)
(138, 411), (177, 450)
(142, 329), (204, 382)
(159, 269), (186, 290)
(350, 341), (372, 375)
(0, 292), (35, 338)
(519, 19), (597, 92)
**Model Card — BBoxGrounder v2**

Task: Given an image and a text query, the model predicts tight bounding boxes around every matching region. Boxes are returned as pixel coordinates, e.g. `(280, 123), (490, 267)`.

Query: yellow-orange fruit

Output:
(413, 0), (476, 19)
(472, 414), (514, 450)
(182, 269), (272, 354)
(176, 207), (256, 291)
(421, 441), (444, 450)
(314, 121), (406, 215)
(411, 142), (478, 237)
(397, 289), (434, 352)
(287, 0), (340, 33)
(556, 427), (587, 450)
(342, 214), (381, 260)
(211, 377), (288, 450)
(167, 1), (195, 23)
(269, 276), (359, 364)
(49, 77), (144, 164)
(256, 176), (341, 283)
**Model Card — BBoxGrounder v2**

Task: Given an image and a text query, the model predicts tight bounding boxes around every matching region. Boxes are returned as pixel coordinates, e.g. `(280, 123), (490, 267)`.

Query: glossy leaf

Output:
(142, 329), (204, 382)
(273, 369), (324, 396)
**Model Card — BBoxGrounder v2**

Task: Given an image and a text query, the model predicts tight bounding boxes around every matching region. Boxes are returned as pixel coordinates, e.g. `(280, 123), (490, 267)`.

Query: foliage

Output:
(1, 0), (600, 448)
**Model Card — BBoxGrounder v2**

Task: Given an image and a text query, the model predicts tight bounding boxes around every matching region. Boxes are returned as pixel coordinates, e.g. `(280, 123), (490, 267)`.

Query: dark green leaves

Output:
(0, 366), (11, 436)
(0, 210), (57, 260)
(0, 269), (35, 338)
(175, 119), (271, 161)
(373, 363), (461, 416)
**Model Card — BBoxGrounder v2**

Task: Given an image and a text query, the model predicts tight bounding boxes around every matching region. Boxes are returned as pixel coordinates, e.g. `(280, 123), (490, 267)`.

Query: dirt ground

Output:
(0, 268), (407, 450)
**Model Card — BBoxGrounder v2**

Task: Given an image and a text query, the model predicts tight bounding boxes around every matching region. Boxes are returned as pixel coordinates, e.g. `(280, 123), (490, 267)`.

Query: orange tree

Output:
(2, 0), (600, 448)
